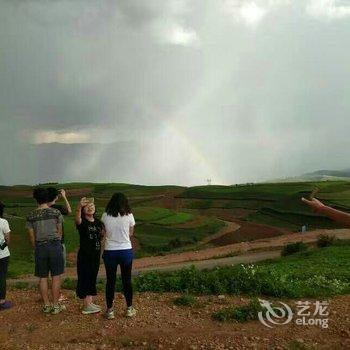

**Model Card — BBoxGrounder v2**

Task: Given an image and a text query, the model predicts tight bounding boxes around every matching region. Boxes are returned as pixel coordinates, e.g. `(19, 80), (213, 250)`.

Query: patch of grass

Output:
(334, 238), (350, 246)
(212, 298), (263, 322)
(133, 207), (174, 222)
(9, 281), (31, 290)
(246, 212), (300, 231)
(62, 277), (110, 292)
(62, 278), (77, 290)
(184, 199), (213, 209)
(153, 212), (193, 225)
(119, 336), (134, 347)
(173, 294), (197, 306)
(135, 218), (224, 254)
(281, 242), (308, 256)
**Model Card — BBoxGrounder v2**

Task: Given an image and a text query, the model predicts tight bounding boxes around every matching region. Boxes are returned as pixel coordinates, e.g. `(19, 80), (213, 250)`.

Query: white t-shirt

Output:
(0, 218), (10, 259)
(101, 212), (135, 250)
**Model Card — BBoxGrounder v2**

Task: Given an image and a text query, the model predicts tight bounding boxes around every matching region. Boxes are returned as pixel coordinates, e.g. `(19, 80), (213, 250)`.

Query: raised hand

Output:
(301, 197), (325, 213)
(80, 197), (89, 207)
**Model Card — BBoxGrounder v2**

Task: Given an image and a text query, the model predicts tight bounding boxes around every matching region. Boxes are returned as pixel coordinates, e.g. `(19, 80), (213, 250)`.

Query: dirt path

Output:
(134, 250), (282, 274)
(1, 290), (349, 350)
(199, 220), (241, 245)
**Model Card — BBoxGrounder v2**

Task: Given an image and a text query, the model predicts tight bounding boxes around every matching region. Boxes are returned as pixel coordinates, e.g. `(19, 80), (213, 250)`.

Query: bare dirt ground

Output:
(199, 221), (241, 245)
(1, 290), (349, 350)
(210, 222), (291, 246)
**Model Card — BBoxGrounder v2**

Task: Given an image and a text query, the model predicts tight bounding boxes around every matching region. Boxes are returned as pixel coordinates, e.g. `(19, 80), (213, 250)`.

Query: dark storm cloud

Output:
(1, 0), (350, 185)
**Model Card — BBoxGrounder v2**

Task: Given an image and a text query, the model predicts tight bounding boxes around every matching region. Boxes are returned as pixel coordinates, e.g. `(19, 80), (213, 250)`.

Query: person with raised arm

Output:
(75, 197), (105, 315)
(47, 187), (72, 302)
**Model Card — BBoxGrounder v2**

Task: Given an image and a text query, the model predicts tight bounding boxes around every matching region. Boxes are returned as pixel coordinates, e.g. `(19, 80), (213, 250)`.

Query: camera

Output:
(0, 241), (8, 250)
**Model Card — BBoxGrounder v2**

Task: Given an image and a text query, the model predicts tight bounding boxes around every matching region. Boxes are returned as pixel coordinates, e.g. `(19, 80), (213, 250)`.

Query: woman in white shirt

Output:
(0, 202), (12, 310)
(101, 193), (136, 319)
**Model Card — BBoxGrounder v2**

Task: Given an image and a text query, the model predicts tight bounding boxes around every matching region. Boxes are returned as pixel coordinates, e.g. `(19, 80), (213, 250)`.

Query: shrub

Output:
(317, 234), (335, 248)
(168, 238), (183, 249)
(212, 298), (264, 322)
(281, 242), (308, 256)
(132, 256), (350, 298)
(173, 294), (196, 306)
(62, 278), (77, 290)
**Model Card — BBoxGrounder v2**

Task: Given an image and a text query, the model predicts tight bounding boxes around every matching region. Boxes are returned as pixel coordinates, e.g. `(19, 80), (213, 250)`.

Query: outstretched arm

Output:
(302, 197), (350, 228)
(75, 197), (87, 226)
(60, 189), (72, 214)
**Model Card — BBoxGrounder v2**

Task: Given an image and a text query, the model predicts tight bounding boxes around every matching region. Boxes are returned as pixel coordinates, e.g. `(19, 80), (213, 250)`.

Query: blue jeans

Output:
(103, 249), (133, 308)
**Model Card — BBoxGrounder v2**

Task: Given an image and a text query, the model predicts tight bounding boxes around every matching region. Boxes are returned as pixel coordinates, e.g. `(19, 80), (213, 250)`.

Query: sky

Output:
(1, 0), (350, 186)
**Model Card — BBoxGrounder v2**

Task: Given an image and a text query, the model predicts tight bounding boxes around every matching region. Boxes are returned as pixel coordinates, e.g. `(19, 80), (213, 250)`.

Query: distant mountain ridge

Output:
(267, 168), (350, 183)
(304, 169), (350, 178)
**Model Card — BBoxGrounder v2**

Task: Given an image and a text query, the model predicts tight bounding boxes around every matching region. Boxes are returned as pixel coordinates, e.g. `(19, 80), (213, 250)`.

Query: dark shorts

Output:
(35, 240), (64, 278)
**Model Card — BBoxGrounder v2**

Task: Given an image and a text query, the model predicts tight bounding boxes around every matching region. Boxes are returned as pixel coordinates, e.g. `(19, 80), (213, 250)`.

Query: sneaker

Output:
(51, 304), (66, 315)
(91, 303), (101, 311)
(105, 309), (115, 320)
(126, 306), (137, 318)
(0, 301), (12, 310)
(82, 304), (101, 315)
(42, 304), (52, 314)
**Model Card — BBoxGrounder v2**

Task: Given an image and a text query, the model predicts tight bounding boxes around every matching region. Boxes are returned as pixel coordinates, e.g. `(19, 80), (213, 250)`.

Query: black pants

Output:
(0, 257), (9, 300)
(76, 250), (100, 299)
(103, 250), (133, 309)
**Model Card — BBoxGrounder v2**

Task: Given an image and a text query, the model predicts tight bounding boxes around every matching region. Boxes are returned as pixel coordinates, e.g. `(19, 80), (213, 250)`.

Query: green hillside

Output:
(179, 181), (350, 230)
(2, 180), (350, 277)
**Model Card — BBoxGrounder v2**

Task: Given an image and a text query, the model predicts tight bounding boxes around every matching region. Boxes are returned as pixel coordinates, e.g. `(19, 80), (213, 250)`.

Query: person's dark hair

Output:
(33, 187), (49, 205)
(105, 193), (131, 217)
(47, 187), (59, 202)
(0, 202), (5, 218)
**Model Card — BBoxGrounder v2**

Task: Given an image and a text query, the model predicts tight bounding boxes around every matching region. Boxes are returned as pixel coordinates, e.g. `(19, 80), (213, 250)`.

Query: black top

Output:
(76, 217), (104, 257)
(51, 204), (69, 244)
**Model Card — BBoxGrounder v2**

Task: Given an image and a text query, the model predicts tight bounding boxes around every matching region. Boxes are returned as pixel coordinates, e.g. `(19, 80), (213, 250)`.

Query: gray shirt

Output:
(26, 208), (63, 242)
